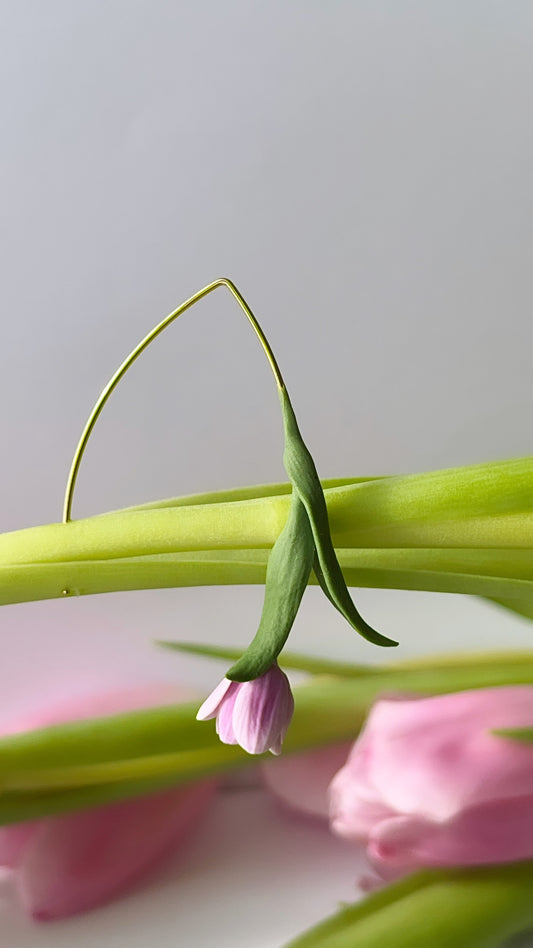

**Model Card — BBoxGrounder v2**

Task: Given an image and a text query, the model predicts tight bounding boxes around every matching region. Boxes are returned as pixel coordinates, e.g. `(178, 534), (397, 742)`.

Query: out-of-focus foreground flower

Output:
(330, 686), (533, 886)
(0, 686), (217, 921)
(197, 663), (294, 755)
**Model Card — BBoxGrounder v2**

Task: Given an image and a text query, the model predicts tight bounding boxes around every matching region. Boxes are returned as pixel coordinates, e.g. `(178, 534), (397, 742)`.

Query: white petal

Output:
(196, 678), (234, 721)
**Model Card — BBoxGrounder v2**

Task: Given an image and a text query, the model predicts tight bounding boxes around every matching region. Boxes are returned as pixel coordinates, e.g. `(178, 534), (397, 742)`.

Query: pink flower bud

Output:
(0, 686), (218, 921)
(329, 686), (533, 884)
(197, 664), (294, 755)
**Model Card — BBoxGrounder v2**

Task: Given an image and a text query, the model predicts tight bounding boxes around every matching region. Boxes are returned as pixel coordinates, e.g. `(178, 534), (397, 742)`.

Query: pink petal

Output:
(0, 823), (41, 869)
(359, 686), (533, 821)
(232, 668), (294, 755)
(0, 683), (218, 920)
(17, 781), (217, 921)
(2, 684), (191, 736)
(216, 688), (239, 744)
(262, 744), (352, 819)
(330, 792), (396, 841)
(368, 794), (533, 873)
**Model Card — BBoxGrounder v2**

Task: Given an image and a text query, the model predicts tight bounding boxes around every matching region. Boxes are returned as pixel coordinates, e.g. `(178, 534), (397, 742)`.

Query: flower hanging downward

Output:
(197, 663), (294, 755)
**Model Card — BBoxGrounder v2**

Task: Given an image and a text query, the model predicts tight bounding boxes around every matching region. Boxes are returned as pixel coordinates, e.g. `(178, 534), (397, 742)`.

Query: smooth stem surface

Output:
(63, 278), (285, 522)
(2, 458), (533, 607)
(286, 863), (533, 947)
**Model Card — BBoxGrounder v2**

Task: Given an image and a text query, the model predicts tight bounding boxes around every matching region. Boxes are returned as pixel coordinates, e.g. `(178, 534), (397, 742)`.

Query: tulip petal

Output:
(196, 678), (235, 721)
(368, 794), (533, 872)
(262, 744), (351, 819)
(1, 683), (217, 920)
(361, 687), (533, 821)
(232, 668), (294, 755)
(0, 823), (41, 869)
(17, 782), (216, 921)
(2, 684), (189, 736)
(216, 689), (239, 744)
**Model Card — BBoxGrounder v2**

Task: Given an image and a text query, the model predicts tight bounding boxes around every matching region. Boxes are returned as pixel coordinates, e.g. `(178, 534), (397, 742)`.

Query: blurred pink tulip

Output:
(0, 686), (218, 921)
(262, 744), (351, 819)
(329, 686), (533, 886)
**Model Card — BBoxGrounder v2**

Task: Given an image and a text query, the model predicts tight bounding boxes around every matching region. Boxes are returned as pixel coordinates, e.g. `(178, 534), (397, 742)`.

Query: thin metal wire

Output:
(62, 278), (285, 523)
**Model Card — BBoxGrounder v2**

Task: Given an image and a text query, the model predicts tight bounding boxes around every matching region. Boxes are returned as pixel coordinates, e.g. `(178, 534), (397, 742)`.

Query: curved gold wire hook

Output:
(62, 278), (285, 523)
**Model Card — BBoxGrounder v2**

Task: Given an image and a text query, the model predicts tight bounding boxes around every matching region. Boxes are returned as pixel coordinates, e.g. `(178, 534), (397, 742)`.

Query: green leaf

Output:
(279, 388), (397, 648)
(492, 727), (533, 744)
(225, 494), (315, 680)
(485, 597), (533, 622)
(159, 640), (533, 680)
(284, 863), (533, 948)
(105, 476), (381, 514)
(157, 640), (375, 677)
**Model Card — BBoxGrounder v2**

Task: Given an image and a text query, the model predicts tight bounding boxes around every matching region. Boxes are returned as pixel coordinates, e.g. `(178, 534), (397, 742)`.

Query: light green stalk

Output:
(1, 458), (533, 609)
(285, 864), (533, 948)
(0, 650), (532, 825)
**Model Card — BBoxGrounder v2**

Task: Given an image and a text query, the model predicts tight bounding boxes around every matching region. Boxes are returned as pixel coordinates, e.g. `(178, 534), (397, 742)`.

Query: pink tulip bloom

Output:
(197, 663), (294, 755)
(262, 744), (352, 819)
(329, 686), (533, 885)
(0, 686), (218, 921)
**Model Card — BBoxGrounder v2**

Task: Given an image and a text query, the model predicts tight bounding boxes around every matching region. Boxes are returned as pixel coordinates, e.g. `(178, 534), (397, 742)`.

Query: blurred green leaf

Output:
(486, 597), (533, 622)
(492, 728), (533, 744)
(157, 640), (375, 677)
(159, 640), (533, 680)
(285, 863), (533, 948)
(1, 651), (533, 825)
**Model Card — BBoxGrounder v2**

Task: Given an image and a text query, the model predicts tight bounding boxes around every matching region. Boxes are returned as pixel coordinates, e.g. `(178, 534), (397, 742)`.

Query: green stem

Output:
(62, 278), (285, 523)
(1, 652), (533, 824)
(286, 863), (533, 948)
(2, 458), (533, 608)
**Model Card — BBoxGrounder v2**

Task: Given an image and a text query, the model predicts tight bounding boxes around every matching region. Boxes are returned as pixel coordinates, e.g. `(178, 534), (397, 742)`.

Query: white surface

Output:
(2, 2), (533, 945)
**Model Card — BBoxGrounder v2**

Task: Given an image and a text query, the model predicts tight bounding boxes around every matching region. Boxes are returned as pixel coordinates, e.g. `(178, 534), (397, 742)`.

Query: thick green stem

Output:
(1, 652), (533, 825)
(2, 458), (533, 607)
(286, 863), (533, 948)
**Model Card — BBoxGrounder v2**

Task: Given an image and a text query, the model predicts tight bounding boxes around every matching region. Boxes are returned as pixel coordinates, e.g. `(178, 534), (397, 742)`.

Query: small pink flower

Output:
(197, 664), (294, 755)
(329, 686), (533, 886)
(0, 686), (218, 921)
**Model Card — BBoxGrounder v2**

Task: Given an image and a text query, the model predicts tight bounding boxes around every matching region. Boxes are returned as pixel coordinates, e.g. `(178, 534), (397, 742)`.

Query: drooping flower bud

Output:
(197, 664), (294, 755)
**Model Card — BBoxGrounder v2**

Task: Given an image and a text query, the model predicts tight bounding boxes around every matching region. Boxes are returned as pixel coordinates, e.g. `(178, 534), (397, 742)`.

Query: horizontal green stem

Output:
(1, 458), (533, 607)
(1, 651), (532, 825)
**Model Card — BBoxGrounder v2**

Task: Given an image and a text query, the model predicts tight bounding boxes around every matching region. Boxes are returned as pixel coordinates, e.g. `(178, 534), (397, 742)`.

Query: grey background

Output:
(1, 3), (533, 945)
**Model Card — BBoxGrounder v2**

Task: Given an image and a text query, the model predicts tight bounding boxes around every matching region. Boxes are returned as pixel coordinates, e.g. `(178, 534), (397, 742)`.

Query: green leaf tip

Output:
(279, 388), (397, 649)
(222, 385), (397, 684)
(492, 727), (533, 744)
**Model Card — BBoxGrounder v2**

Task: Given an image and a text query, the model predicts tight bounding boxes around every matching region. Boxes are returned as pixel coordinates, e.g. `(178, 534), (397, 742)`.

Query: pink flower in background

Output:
(197, 663), (294, 755)
(0, 686), (217, 921)
(329, 686), (533, 886)
(262, 744), (351, 819)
